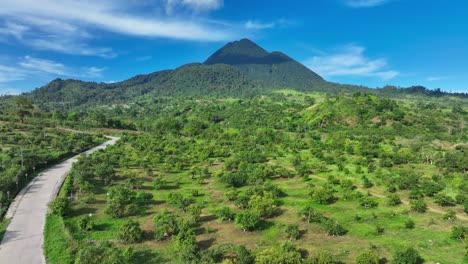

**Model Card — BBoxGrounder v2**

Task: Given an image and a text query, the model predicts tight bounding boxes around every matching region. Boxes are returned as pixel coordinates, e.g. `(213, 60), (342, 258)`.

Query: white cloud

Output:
(427, 76), (452, 82)
(84, 67), (106, 78)
(165, 0), (223, 14)
(20, 56), (70, 76)
(304, 45), (399, 80)
(245, 20), (275, 30)
(0, 0), (231, 42)
(346, 0), (389, 7)
(0, 65), (27, 82)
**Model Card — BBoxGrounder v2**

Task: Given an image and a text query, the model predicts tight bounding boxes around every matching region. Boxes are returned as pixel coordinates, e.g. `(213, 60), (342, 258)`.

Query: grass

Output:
(0, 219), (10, 242)
(44, 214), (74, 264)
(46, 146), (468, 263)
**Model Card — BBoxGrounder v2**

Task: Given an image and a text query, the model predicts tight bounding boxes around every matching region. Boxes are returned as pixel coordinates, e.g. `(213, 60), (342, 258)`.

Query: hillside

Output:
(7, 38), (464, 112)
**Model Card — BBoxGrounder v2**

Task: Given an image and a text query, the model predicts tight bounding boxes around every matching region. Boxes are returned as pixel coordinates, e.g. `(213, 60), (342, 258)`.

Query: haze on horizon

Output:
(0, 0), (467, 94)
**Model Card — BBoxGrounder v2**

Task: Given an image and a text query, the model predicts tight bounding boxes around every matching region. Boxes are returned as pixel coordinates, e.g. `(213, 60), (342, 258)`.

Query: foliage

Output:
(392, 247), (424, 264)
(235, 210), (261, 231)
(48, 197), (69, 216)
(118, 220), (143, 243)
(355, 250), (379, 264)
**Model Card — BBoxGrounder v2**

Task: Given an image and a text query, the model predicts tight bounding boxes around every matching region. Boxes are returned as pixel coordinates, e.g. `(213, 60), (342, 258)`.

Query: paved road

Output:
(0, 137), (119, 264)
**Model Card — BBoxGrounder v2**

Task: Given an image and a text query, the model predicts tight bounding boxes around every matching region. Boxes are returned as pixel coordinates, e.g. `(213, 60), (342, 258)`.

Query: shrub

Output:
(78, 215), (95, 232)
(235, 210), (260, 232)
(118, 220), (143, 243)
(322, 219), (348, 236)
(153, 210), (179, 241)
(392, 247), (423, 264)
(216, 207), (235, 222)
(434, 193), (456, 206)
(405, 219), (415, 229)
(410, 199), (427, 213)
(450, 225), (467, 241)
(359, 196), (378, 208)
(387, 193), (402, 206)
(309, 251), (334, 264)
(48, 197), (69, 216)
(285, 223), (300, 240)
(443, 210), (456, 221)
(356, 250), (379, 264)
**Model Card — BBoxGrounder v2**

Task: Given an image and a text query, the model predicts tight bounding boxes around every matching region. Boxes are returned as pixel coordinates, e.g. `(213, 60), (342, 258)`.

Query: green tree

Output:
(285, 223), (300, 240)
(153, 209), (179, 241)
(48, 197), (69, 216)
(118, 220), (143, 243)
(450, 225), (467, 241)
(392, 247), (423, 264)
(387, 193), (402, 206)
(74, 241), (133, 264)
(15, 97), (34, 123)
(105, 185), (135, 218)
(235, 210), (260, 232)
(248, 192), (278, 218)
(216, 206), (235, 222)
(308, 251), (334, 264)
(356, 250), (379, 264)
(410, 199), (427, 213)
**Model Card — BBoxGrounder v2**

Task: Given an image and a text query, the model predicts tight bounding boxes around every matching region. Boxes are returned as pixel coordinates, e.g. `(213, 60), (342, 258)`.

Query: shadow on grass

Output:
(94, 223), (112, 231)
(131, 249), (165, 263)
(198, 238), (216, 250)
(256, 220), (274, 231)
(200, 214), (217, 222)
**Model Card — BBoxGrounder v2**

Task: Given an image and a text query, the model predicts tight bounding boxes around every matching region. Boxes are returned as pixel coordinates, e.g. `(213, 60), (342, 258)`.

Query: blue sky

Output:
(0, 0), (467, 94)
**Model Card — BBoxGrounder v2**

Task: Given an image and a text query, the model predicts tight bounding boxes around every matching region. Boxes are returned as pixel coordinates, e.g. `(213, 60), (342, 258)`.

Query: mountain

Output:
(205, 38), (325, 91)
(12, 38), (465, 110)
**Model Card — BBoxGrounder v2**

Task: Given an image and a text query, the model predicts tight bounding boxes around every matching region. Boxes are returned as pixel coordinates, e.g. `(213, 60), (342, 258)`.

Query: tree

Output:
(153, 209), (179, 240)
(248, 192), (278, 218)
(74, 241), (133, 264)
(387, 193), (402, 206)
(322, 219), (348, 236)
(392, 247), (423, 264)
(48, 197), (69, 216)
(234, 245), (255, 264)
(310, 187), (335, 204)
(235, 210), (260, 232)
(434, 193), (456, 206)
(187, 204), (202, 223)
(94, 164), (114, 185)
(118, 220), (143, 243)
(358, 196), (378, 208)
(410, 199), (427, 213)
(405, 219), (415, 229)
(356, 250), (379, 264)
(105, 185), (135, 218)
(299, 205), (324, 223)
(255, 242), (303, 264)
(285, 223), (300, 240)
(15, 97), (34, 123)
(173, 227), (199, 263)
(216, 207), (235, 222)
(168, 192), (191, 212)
(78, 215), (95, 232)
(450, 225), (467, 241)
(308, 251), (334, 264)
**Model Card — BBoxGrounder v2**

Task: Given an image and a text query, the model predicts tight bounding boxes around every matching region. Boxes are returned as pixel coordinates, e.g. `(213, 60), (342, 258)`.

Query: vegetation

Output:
(3, 38), (467, 263)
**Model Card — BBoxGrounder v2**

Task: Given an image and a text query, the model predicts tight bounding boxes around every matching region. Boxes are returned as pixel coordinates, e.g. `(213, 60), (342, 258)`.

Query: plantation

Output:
(41, 92), (467, 263)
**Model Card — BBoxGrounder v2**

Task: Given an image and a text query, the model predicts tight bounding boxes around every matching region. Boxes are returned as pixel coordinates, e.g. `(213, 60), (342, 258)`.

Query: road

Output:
(0, 136), (119, 264)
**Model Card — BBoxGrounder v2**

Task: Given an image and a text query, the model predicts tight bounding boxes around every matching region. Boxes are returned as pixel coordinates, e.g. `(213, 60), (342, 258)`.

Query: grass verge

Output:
(44, 214), (74, 264)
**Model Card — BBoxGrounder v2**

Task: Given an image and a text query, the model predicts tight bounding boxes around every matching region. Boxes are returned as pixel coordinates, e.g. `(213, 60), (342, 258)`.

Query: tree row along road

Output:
(0, 136), (119, 264)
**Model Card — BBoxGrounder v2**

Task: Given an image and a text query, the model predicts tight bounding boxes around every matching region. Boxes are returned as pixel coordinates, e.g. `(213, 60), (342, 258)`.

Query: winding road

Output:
(0, 136), (119, 264)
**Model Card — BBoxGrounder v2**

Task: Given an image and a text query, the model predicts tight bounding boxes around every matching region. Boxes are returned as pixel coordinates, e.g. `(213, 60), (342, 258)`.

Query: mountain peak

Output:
(204, 38), (291, 65)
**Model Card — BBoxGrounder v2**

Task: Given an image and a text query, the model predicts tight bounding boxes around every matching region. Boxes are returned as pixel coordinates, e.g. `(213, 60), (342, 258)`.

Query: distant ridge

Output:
(10, 38), (465, 110)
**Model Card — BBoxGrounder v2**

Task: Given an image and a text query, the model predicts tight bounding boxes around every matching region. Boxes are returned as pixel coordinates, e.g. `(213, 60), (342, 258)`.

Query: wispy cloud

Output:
(427, 76), (453, 82)
(304, 45), (398, 80)
(345, 0), (389, 8)
(245, 20), (275, 30)
(0, 0), (232, 43)
(244, 19), (295, 30)
(165, 0), (223, 14)
(0, 56), (106, 85)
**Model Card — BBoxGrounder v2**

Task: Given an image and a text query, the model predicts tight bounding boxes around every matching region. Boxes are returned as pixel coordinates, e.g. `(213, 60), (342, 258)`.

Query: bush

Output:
(322, 219), (348, 236)
(410, 199), (427, 213)
(285, 223), (300, 240)
(78, 215), (95, 232)
(359, 196), (378, 208)
(308, 251), (334, 264)
(48, 197), (69, 216)
(216, 207), (235, 222)
(387, 193), (402, 206)
(434, 193), (456, 206)
(299, 205), (325, 223)
(310, 187), (335, 204)
(405, 219), (415, 229)
(450, 225), (467, 241)
(393, 247), (423, 264)
(235, 210), (260, 232)
(118, 220), (143, 243)
(356, 250), (379, 264)
(74, 241), (134, 264)
(153, 210), (179, 241)
(443, 210), (456, 221)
